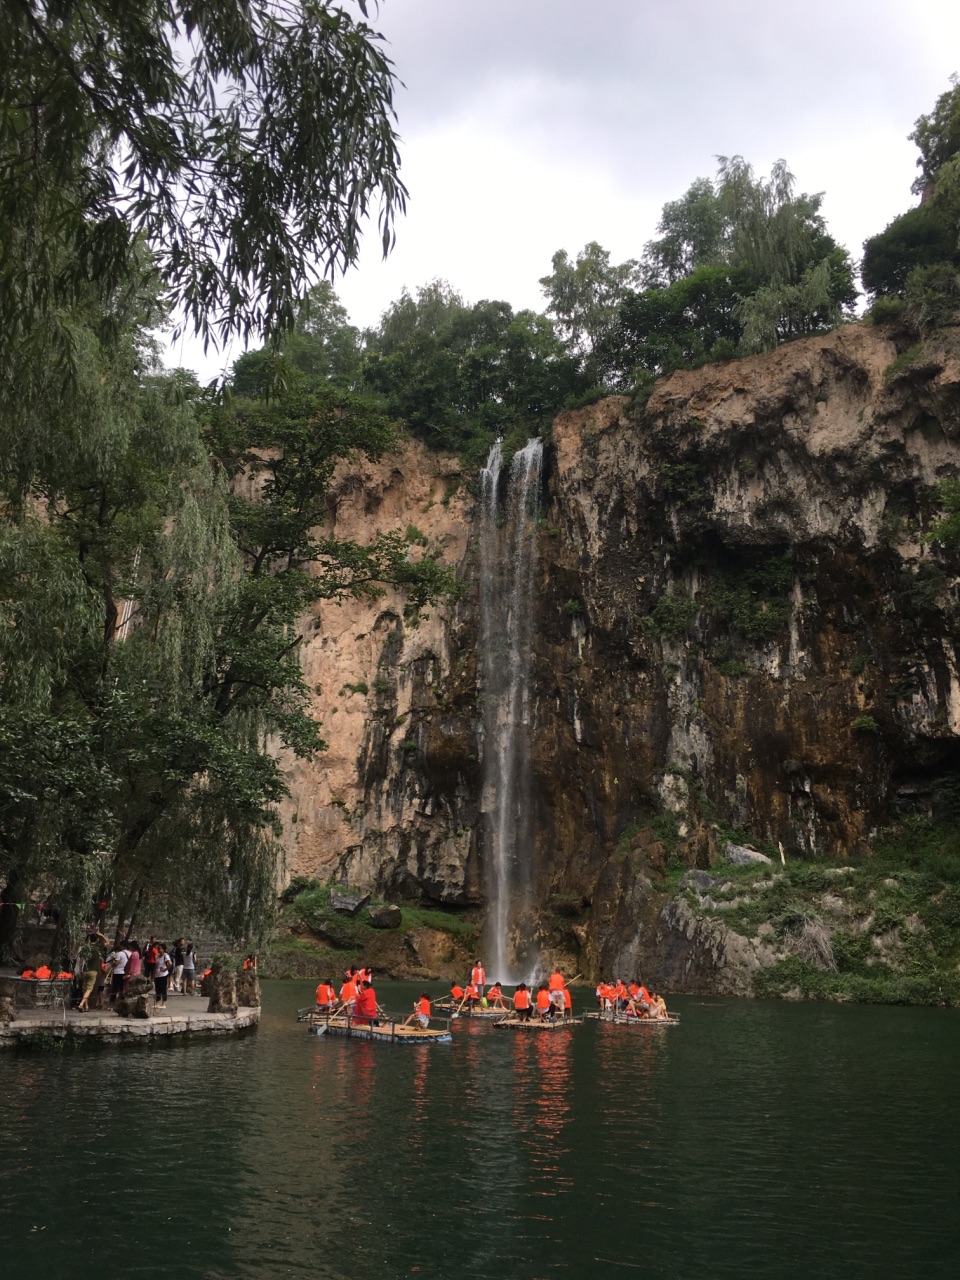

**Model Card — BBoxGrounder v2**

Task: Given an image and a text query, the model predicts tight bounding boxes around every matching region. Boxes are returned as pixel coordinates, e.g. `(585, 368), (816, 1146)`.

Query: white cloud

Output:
(162, 0), (960, 378)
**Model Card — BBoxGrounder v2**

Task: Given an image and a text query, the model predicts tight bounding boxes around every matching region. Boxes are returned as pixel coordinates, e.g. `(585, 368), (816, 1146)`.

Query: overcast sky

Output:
(163, 0), (960, 379)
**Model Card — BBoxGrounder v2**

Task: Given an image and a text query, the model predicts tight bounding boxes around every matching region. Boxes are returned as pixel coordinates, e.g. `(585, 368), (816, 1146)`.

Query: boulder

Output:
(367, 903), (402, 929)
(330, 891), (370, 916)
(115, 976), (156, 1018)
(680, 869), (721, 891)
(206, 963), (238, 1014)
(237, 971), (261, 1007)
(724, 843), (773, 867)
(0, 996), (16, 1024)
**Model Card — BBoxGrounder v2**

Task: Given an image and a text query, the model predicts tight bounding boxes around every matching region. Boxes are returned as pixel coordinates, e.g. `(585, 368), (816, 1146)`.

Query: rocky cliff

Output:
(281, 323), (960, 996)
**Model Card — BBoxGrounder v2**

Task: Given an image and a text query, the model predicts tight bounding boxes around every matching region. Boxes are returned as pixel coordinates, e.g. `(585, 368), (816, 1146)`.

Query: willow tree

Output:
(0, 2), (430, 953)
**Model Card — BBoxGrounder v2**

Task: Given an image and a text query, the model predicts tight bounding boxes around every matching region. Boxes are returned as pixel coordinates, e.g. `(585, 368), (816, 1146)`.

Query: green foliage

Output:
(882, 345), (923, 382)
(645, 593), (699, 641)
(927, 478), (960, 549)
(868, 295), (908, 324)
(539, 242), (643, 384)
(360, 284), (587, 461)
(849, 652), (871, 675)
(340, 682), (370, 697)
(562, 598), (584, 617)
(862, 206), (959, 297)
(706, 551), (795, 644)
(909, 75), (960, 196)
(851, 715), (880, 733)
(904, 263), (960, 329)
(0, 0), (407, 370)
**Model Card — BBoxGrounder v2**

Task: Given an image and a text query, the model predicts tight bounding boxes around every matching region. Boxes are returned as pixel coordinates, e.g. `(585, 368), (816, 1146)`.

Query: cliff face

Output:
(284, 323), (960, 992)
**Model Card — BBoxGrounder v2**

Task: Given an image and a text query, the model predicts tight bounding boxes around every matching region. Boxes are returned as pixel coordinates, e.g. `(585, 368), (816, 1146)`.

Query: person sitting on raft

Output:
(486, 981), (507, 1009)
(449, 981), (464, 1007)
(315, 979), (336, 1013)
(512, 983), (532, 1021)
(648, 992), (668, 1020)
(351, 980), (378, 1026)
(462, 981), (481, 1012)
(404, 993), (432, 1029)
(626, 983), (652, 1019)
(535, 983), (553, 1021)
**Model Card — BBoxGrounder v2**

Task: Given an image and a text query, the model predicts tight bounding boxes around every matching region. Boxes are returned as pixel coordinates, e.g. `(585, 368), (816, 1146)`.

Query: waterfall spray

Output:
(478, 437), (543, 982)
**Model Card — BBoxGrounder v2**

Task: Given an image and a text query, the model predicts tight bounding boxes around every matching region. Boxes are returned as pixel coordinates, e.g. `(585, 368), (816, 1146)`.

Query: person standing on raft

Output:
(548, 968), (566, 1019)
(471, 960), (486, 997)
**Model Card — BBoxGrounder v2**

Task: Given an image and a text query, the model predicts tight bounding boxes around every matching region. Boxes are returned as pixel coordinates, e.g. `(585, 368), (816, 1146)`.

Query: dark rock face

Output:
(206, 964), (238, 1014)
(367, 903), (402, 929)
(329, 891), (370, 916)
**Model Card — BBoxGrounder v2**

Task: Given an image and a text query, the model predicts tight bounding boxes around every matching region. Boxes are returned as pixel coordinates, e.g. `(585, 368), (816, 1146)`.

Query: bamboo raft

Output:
(301, 1010), (453, 1044)
(493, 1016), (583, 1031)
(584, 1011), (681, 1026)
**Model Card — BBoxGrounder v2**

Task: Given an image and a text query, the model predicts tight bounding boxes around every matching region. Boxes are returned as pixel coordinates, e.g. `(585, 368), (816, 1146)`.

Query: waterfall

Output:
(478, 437), (543, 983)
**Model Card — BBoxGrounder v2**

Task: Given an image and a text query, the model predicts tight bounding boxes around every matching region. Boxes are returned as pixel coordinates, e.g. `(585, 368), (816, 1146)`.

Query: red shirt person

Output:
(352, 982), (378, 1025)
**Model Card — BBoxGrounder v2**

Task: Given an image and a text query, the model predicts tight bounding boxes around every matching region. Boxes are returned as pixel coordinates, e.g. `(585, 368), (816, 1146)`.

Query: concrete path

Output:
(0, 992), (259, 1046)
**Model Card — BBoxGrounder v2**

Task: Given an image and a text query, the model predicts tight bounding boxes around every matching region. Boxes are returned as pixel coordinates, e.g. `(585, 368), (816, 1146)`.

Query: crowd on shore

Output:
(74, 934), (201, 1011)
(313, 961), (671, 1026)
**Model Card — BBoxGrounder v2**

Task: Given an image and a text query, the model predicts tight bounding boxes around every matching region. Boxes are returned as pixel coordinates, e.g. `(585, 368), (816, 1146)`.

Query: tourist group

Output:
(314, 960), (671, 1026)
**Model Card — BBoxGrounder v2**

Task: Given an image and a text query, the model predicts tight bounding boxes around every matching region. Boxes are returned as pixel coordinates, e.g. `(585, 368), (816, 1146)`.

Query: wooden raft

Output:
(305, 1013), (452, 1044)
(584, 1011), (681, 1026)
(493, 1016), (583, 1031)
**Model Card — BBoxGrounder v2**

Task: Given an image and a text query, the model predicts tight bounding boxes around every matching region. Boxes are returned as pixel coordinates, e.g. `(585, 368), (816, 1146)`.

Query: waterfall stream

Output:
(478, 437), (543, 982)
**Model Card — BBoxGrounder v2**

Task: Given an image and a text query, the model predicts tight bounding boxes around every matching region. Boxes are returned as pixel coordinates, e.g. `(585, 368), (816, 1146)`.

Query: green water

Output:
(1, 982), (958, 1279)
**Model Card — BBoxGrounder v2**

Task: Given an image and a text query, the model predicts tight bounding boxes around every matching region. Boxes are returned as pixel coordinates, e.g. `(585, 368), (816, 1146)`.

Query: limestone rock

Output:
(367, 903), (402, 929)
(681, 869), (721, 891)
(206, 964), (238, 1014)
(724, 844), (773, 867)
(237, 971), (261, 1007)
(115, 974), (156, 1018)
(329, 891), (370, 916)
(0, 996), (16, 1024)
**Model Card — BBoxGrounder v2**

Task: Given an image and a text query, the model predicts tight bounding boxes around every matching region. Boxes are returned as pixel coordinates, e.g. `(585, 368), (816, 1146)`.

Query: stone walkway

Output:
(0, 992), (259, 1045)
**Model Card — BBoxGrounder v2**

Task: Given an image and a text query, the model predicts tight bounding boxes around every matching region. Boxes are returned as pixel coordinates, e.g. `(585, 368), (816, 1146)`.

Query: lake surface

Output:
(1, 982), (958, 1279)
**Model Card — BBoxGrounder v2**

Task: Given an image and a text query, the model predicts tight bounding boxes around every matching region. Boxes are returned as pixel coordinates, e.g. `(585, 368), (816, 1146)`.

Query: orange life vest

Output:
(450, 984), (464, 1000)
(35, 965), (52, 979)
(536, 989), (551, 1010)
(471, 965), (484, 985)
(513, 989), (530, 1010)
(548, 971), (564, 991)
(417, 997), (430, 1018)
(316, 983), (335, 1005)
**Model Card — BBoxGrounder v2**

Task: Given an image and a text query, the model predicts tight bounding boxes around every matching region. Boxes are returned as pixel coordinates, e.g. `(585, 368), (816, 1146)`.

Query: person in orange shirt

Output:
(462, 982), (480, 1012)
(563, 986), (573, 1019)
(315, 979), (336, 1011)
(628, 984), (651, 1018)
(615, 979), (628, 1011)
(450, 982), (464, 1005)
(339, 974), (358, 1015)
(404, 993), (431, 1029)
(548, 968), (565, 1017)
(470, 960), (486, 995)
(486, 981), (507, 1009)
(512, 983), (532, 1021)
(352, 980), (378, 1026)
(535, 984), (552, 1020)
